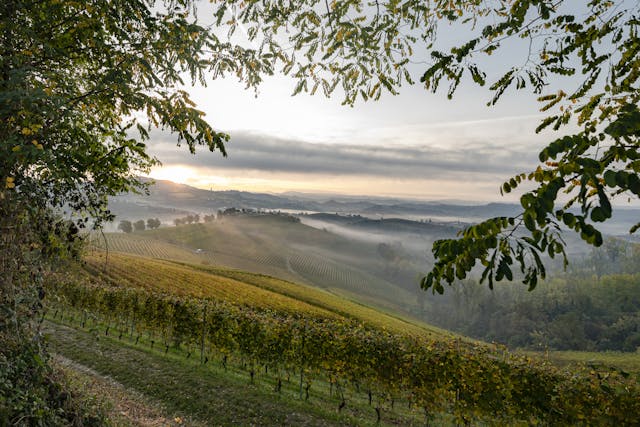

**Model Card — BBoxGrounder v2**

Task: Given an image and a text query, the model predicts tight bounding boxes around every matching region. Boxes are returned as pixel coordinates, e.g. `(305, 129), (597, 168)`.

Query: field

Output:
(50, 219), (639, 425)
(92, 217), (427, 319)
(45, 245), (640, 426)
(81, 251), (450, 338)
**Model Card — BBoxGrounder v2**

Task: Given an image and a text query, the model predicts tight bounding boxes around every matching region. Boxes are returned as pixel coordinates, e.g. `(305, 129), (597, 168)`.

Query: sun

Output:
(147, 165), (198, 185)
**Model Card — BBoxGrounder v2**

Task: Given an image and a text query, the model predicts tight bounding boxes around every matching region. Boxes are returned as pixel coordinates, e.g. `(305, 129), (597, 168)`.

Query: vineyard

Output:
(89, 232), (208, 264)
(81, 253), (337, 319)
(94, 218), (422, 316)
(83, 252), (446, 337)
(46, 254), (640, 425)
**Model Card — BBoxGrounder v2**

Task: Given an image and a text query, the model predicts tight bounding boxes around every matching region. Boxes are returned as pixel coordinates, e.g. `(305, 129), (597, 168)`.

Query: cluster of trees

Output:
(217, 207), (301, 222)
(425, 239), (640, 351)
(172, 210), (299, 226)
(174, 214), (202, 226)
(429, 273), (640, 352)
(118, 218), (161, 233)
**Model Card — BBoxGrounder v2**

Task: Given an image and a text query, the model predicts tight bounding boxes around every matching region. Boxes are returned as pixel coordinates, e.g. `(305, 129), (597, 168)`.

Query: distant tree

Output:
(174, 218), (183, 227)
(118, 220), (132, 234)
(194, 214), (200, 223)
(147, 218), (161, 229)
(133, 220), (146, 232)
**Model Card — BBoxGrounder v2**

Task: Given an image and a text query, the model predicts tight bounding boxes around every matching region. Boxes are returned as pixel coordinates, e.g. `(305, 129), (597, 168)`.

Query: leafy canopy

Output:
(1, 0), (272, 225)
(210, 0), (640, 292)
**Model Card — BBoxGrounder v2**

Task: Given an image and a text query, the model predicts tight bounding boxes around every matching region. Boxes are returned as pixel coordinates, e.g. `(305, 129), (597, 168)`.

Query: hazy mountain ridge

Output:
(112, 179), (521, 220)
(109, 179), (639, 237)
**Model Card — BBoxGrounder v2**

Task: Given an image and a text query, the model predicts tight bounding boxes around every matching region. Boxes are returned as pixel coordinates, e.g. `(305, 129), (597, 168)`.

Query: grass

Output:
(44, 319), (441, 426)
(52, 355), (187, 426)
(530, 350), (640, 373)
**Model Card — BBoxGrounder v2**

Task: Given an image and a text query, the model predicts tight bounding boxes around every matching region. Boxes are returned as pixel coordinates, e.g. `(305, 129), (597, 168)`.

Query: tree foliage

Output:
(1, 0), (275, 225)
(118, 220), (133, 233)
(147, 217), (161, 229)
(208, 0), (640, 291)
(133, 219), (146, 232)
(419, 0), (640, 292)
(1, 1), (270, 419)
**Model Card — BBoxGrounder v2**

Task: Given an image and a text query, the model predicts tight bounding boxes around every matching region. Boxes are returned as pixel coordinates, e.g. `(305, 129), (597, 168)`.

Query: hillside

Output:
(108, 178), (640, 236)
(93, 216), (434, 320)
(81, 251), (449, 338)
(46, 249), (640, 426)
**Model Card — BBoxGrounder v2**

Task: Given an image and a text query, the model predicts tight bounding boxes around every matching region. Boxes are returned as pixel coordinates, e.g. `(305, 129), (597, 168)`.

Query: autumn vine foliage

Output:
(48, 272), (640, 424)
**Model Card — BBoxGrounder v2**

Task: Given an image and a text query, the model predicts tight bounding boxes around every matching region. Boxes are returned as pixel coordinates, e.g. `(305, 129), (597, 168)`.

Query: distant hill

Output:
(108, 178), (640, 237)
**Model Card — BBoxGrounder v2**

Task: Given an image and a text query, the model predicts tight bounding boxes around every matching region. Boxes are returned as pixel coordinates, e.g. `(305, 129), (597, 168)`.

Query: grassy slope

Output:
(53, 354), (190, 426)
(94, 217), (422, 315)
(45, 321), (362, 427)
(82, 251), (453, 338)
(44, 320), (444, 426)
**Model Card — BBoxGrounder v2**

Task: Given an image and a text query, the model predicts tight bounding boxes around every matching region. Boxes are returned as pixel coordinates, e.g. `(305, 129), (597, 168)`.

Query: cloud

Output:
(146, 127), (541, 180)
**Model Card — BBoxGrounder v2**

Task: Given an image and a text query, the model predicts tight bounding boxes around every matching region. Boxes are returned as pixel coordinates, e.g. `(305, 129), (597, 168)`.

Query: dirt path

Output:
(46, 321), (345, 427)
(53, 354), (196, 426)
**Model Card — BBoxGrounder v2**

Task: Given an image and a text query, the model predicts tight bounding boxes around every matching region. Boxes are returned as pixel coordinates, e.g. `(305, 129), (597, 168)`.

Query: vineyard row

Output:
(47, 276), (640, 426)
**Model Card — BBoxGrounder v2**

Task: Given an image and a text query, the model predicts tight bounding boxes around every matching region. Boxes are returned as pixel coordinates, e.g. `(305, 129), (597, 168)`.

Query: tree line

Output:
(425, 238), (640, 352)
(118, 218), (162, 233)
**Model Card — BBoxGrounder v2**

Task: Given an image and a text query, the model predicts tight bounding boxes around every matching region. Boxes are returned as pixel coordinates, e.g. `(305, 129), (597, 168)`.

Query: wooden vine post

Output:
(299, 321), (306, 400)
(200, 303), (207, 364)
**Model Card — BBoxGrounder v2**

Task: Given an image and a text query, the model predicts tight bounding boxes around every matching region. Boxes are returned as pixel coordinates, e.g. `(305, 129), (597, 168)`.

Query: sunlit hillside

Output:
(92, 215), (431, 318)
(81, 251), (450, 338)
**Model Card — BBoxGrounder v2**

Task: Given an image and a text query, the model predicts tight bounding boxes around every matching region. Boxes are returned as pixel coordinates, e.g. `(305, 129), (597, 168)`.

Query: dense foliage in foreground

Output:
(0, 194), (106, 425)
(48, 263), (640, 426)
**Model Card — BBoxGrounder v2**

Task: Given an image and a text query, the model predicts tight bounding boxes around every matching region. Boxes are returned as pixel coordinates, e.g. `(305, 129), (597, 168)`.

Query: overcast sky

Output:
(146, 3), (585, 202)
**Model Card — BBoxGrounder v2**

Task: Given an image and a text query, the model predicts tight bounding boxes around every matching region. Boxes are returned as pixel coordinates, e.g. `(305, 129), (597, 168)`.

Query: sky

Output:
(146, 2), (582, 202)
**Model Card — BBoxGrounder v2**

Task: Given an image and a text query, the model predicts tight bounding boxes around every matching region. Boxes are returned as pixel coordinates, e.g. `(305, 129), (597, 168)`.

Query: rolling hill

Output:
(92, 215), (436, 320)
